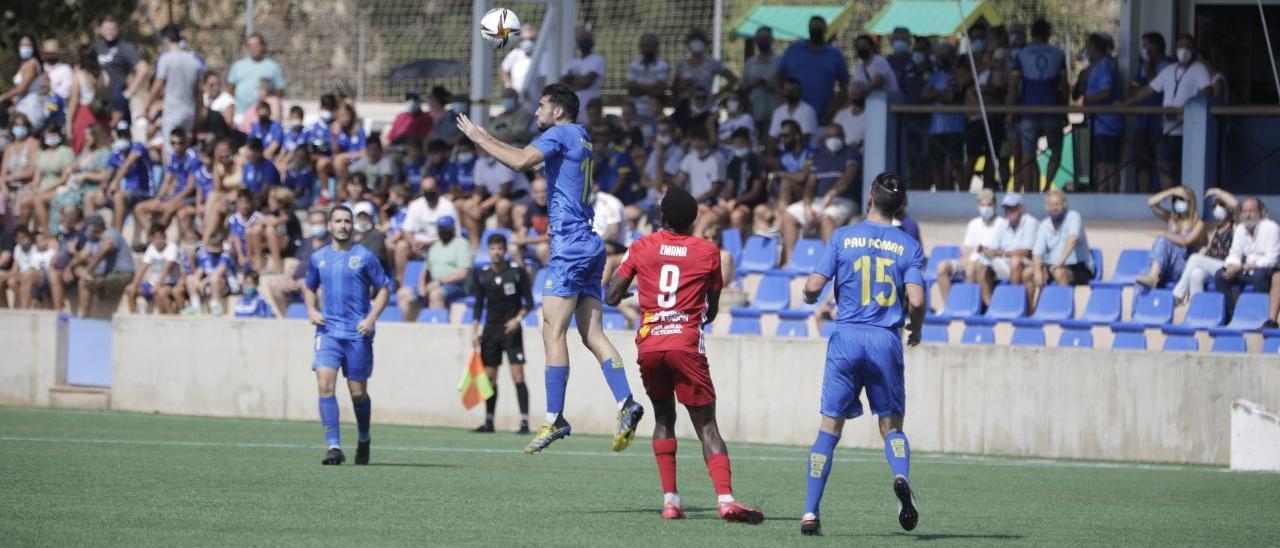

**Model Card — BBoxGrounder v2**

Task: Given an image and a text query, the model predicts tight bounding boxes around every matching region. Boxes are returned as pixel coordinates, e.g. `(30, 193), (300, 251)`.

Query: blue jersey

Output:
(167, 148), (201, 195)
(306, 122), (333, 156)
(283, 125), (308, 152)
(530, 124), (595, 235)
(234, 293), (274, 318)
(1013, 43), (1066, 112)
(193, 164), (214, 196)
(815, 221), (925, 329)
(595, 145), (633, 194)
(241, 159), (280, 193)
(284, 166), (316, 198)
(109, 143), (153, 195)
(194, 247), (235, 276)
(249, 121), (285, 150)
(306, 244), (391, 340)
(402, 157), (426, 185)
(444, 160), (475, 194)
(1085, 56), (1125, 137)
(334, 126), (366, 153)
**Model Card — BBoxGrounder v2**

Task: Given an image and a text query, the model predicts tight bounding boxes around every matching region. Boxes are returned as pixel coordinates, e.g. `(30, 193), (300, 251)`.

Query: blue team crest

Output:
(348, 255), (362, 270)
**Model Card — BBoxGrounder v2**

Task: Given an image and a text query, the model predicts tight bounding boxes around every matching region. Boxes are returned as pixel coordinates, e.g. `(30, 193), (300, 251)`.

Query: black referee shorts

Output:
(480, 325), (526, 367)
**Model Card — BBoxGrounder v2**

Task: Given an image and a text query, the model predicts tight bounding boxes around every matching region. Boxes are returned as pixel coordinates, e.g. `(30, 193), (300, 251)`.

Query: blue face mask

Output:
(501, 98), (517, 111)
(243, 286), (258, 298)
(18, 46), (34, 60)
(892, 40), (909, 54)
(972, 39), (988, 54)
(912, 51), (926, 66)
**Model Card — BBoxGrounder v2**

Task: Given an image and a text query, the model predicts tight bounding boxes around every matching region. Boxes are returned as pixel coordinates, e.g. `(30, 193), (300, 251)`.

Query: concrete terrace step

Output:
(48, 385), (111, 411)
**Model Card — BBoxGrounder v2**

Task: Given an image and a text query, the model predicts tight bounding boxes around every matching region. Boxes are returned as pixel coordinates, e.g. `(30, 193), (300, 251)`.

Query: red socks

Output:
(706, 453), (733, 496)
(652, 438), (678, 494)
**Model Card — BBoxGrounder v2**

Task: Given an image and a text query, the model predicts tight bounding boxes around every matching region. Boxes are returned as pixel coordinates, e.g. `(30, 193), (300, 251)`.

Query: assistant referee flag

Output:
(459, 351), (495, 409)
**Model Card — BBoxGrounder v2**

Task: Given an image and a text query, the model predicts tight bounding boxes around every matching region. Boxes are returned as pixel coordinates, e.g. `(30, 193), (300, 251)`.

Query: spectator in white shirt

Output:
(1215, 197), (1279, 322)
(6, 228), (57, 309)
(124, 225), (181, 314)
(1125, 34), (1214, 189)
(851, 34), (900, 99)
(501, 27), (546, 106)
(832, 95), (866, 150)
(769, 77), (820, 148)
(562, 28), (605, 124)
(41, 39), (73, 103)
(936, 190), (1006, 305)
(718, 89), (756, 146)
(592, 182), (628, 282)
(642, 119), (686, 207)
(672, 29), (738, 104)
(985, 193), (1039, 307)
(673, 126), (725, 233)
(396, 176), (459, 270)
(626, 33), (670, 131)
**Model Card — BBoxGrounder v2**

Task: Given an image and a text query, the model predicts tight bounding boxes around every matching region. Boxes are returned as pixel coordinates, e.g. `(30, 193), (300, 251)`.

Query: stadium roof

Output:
(730, 4), (854, 41)
(866, 0), (1003, 37)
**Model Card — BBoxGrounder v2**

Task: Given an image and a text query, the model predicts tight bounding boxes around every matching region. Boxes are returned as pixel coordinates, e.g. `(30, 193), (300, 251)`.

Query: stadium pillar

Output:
(862, 91), (898, 194)
(244, 0), (254, 37)
(712, 0), (724, 93)
(471, 0), (496, 124)
(1180, 96), (1215, 198)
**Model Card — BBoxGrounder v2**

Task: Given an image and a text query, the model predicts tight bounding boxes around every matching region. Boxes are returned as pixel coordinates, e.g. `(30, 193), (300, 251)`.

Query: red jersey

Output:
(616, 231), (723, 354)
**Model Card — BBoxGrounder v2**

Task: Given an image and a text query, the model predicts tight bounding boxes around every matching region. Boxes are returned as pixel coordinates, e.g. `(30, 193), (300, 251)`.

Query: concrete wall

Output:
(0, 311), (64, 407)
(98, 316), (1280, 465)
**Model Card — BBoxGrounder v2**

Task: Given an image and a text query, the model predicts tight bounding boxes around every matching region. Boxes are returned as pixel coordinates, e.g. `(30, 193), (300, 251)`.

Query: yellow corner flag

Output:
(459, 351), (494, 409)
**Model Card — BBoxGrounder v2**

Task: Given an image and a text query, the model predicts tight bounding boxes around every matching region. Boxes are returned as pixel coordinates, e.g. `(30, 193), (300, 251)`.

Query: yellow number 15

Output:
(853, 256), (897, 307)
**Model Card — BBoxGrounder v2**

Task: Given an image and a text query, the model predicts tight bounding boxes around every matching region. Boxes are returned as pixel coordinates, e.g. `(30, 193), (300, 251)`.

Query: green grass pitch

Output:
(2, 407), (1278, 546)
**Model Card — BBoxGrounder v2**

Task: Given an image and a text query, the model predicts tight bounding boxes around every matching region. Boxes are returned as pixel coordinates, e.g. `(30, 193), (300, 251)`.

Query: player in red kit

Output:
(605, 187), (764, 524)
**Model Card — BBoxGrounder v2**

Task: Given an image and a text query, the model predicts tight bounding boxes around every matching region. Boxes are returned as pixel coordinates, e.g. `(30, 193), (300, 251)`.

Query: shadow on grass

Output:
(848, 532), (1024, 541)
(363, 462), (457, 469)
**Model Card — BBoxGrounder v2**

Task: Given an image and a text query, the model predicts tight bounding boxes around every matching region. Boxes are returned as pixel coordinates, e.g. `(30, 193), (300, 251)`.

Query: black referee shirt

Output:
(473, 261), (533, 326)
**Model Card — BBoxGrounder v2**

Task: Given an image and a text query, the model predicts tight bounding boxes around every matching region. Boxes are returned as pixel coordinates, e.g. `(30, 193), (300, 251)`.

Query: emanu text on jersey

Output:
(842, 236), (906, 257)
(659, 244), (688, 257)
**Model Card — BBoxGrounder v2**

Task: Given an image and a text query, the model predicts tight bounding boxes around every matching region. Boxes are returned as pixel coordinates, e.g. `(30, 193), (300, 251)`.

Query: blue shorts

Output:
(820, 325), (905, 419)
(544, 230), (605, 301)
(312, 334), (374, 381)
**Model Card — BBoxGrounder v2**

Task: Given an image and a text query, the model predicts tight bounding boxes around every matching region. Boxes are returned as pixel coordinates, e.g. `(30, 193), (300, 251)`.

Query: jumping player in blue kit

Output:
(304, 206), (392, 465)
(798, 172), (927, 536)
(457, 83), (645, 455)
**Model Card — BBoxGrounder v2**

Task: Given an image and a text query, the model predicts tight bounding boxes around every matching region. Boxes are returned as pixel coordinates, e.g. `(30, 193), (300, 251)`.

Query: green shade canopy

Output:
(731, 4), (854, 41)
(866, 0), (1003, 37)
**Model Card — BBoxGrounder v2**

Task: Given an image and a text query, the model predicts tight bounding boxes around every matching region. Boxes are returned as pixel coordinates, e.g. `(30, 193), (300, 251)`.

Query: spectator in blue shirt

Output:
(332, 102), (367, 182)
(105, 120), (152, 232)
(248, 101), (285, 161)
(233, 269), (274, 318)
(1007, 18), (1068, 193)
(134, 128), (200, 238)
(444, 139), (477, 200)
(241, 138), (280, 197)
(774, 119), (817, 263)
(284, 145), (316, 209)
(776, 15), (849, 121)
(1078, 33), (1124, 193)
(1128, 32), (1172, 194)
(920, 47), (966, 191)
(400, 138), (427, 185)
(183, 230), (237, 316)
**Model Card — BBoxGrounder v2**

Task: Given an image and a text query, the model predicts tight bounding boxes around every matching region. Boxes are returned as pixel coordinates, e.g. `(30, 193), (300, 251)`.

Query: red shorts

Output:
(637, 350), (716, 407)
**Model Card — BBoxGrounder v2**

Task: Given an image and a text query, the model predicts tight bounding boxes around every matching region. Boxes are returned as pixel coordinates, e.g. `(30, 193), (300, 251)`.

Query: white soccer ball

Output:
(479, 8), (521, 49)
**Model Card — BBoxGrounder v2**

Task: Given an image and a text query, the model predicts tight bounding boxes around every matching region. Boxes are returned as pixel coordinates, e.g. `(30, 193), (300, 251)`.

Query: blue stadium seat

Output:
(1224, 293), (1270, 331)
(819, 321), (836, 338)
(459, 307), (476, 324)
(985, 284), (1027, 321)
(961, 317), (995, 345)
(784, 238), (824, 275)
(473, 228), (514, 266)
(417, 309), (449, 324)
(721, 228), (744, 265)
(1090, 248), (1104, 281)
(1057, 320), (1094, 348)
(378, 306), (403, 323)
(1110, 323), (1147, 350)
(1010, 318), (1045, 347)
(922, 316), (950, 343)
(1031, 285), (1074, 323)
(923, 245), (960, 285)
(1262, 328), (1280, 353)
(285, 302), (309, 319)
(1180, 292), (1224, 329)
(740, 236), (779, 274)
(1161, 325), (1199, 352)
(523, 310), (540, 328)
(728, 308), (762, 335)
(1130, 288), (1174, 327)
(1105, 249), (1150, 286)
(751, 273), (792, 312)
(935, 282), (981, 319)
(532, 269), (548, 307)
(602, 309), (627, 331)
(775, 310), (810, 337)
(1209, 328), (1247, 353)
(1079, 286), (1122, 325)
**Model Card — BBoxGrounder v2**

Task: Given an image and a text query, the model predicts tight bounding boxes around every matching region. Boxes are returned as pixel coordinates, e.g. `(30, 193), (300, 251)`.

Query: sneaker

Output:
(612, 397), (645, 452)
(524, 417), (571, 454)
(894, 477), (919, 531)
(321, 447), (345, 465)
(473, 423), (495, 433)
(209, 301), (224, 316)
(718, 501), (765, 524)
(661, 502), (686, 520)
(800, 518), (822, 536)
(180, 305), (202, 316)
(516, 421), (530, 435)
(355, 439), (370, 465)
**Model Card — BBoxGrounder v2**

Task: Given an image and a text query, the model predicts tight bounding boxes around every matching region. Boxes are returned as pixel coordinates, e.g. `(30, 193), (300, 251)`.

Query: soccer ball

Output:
(479, 8), (521, 49)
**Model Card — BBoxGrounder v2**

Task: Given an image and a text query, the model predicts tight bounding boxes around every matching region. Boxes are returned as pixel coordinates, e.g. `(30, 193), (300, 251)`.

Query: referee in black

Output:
(471, 233), (535, 433)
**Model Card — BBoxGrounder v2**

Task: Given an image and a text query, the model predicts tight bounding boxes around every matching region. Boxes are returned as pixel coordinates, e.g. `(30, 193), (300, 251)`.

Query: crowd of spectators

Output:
(0, 13), (1276, 332)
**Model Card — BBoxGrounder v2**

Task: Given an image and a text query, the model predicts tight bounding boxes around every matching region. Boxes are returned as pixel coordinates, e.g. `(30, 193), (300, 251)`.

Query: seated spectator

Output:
(331, 103), (367, 179)
(782, 124), (860, 257)
(381, 184), (412, 275)
(471, 145), (524, 230)
(347, 137), (397, 191)
(936, 190), (1005, 306)
(721, 127), (768, 237)
(486, 87), (534, 146)
(833, 96), (866, 152)
(5, 228), (57, 309)
(278, 106), (309, 171)
(1172, 188), (1236, 303)
(104, 120), (153, 233)
(386, 88), (433, 146)
(227, 189), (263, 270)
(263, 209), (328, 317)
(850, 34), (900, 99)
(240, 137), (280, 199)
(769, 77), (819, 147)
(23, 123), (74, 233)
(42, 124), (113, 233)
(351, 200), (391, 274)
(396, 176), (459, 284)
(124, 225), (180, 314)
(183, 230), (237, 316)
(511, 176), (551, 269)
(668, 85), (715, 137)
(254, 187), (301, 273)
(307, 93), (339, 188)
(247, 101), (284, 161)
(423, 138), (452, 183)
(1136, 186), (1201, 289)
(399, 215), (472, 321)
(673, 126), (724, 230)
(444, 139), (478, 200)
(281, 144), (316, 210)
(198, 138), (238, 238)
(921, 46), (966, 190)
(1214, 197), (1278, 322)
(400, 138), (427, 186)
(69, 214), (134, 318)
(983, 193), (1039, 308)
(134, 129), (199, 238)
(1032, 190), (1094, 292)
(233, 269), (274, 318)
(642, 119), (686, 203)
(718, 89), (756, 147)
(773, 119), (817, 260)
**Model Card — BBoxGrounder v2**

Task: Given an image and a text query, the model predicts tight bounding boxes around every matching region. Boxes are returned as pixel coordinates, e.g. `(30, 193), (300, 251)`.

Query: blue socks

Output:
(885, 431), (910, 480)
(354, 396), (371, 443)
(319, 396), (340, 448)
(545, 365), (569, 421)
(803, 430), (840, 518)
(599, 358), (632, 404)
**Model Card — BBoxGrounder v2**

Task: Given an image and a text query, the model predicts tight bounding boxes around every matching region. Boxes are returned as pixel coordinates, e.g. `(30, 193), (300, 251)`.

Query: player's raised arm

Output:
(456, 114), (544, 171)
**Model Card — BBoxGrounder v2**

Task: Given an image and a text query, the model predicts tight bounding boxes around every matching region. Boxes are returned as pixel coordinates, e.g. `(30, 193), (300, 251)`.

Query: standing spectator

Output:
(722, 128), (767, 236)
(399, 216), (472, 320)
(1078, 33), (1124, 193)
(67, 49), (104, 155)
(1136, 186), (1201, 289)
(395, 176), (459, 283)
(777, 15), (849, 121)
(226, 33), (285, 128)
(768, 77), (819, 146)
(501, 27), (546, 108)
(887, 28), (923, 102)
(124, 225), (180, 314)
(200, 72), (237, 135)
(1031, 190), (1094, 291)
(921, 47), (966, 191)
(104, 120), (152, 233)
(986, 193), (1039, 307)
(1, 33), (47, 132)
(1172, 188), (1236, 303)
(486, 88), (535, 146)
(1203, 46), (1230, 101)
(1008, 18), (1068, 193)
(386, 89), (433, 146)
(148, 25), (202, 154)
(233, 269), (274, 318)
(71, 214), (134, 317)
(850, 34), (900, 100)
(1125, 34), (1214, 190)
(672, 28), (738, 104)
(1127, 33), (1172, 194)
(741, 27), (781, 142)
(91, 16), (149, 128)
(935, 190), (1006, 306)
(902, 36), (934, 188)
(625, 33), (670, 137)
(562, 28), (605, 124)
(782, 123), (859, 255)
(1214, 197), (1278, 322)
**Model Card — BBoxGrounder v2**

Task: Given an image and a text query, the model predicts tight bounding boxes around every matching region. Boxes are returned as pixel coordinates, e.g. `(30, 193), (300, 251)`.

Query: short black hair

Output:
(162, 24), (182, 43)
(329, 205), (353, 222)
(780, 119), (801, 135)
(1142, 32), (1166, 53)
(688, 125), (710, 142)
(247, 137), (264, 151)
(148, 225), (166, 237)
(870, 171), (906, 217)
(542, 82), (580, 122)
(243, 269), (260, 284)
(1031, 18), (1051, 40)
(784, 76), (802, 88)
(289, 105), (304, 117)
(487, 233), (508, 247)
(319, 94), (338, 110)
(426, 139), (450, 154)
(236, 189), (254, 202)
(661, 186), (698, 233)
(730, 127), (751, 142)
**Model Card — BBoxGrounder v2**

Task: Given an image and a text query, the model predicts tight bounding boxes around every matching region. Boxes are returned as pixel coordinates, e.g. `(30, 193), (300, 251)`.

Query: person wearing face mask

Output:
(19, 124), (73, 231)
(307, 94), (340, 198)
(399, 215), (473, 321)
(385, 88), (433, 147)
(486, 88), (535, 146)
(248, 100), (285, 161)
(935, 190), (1006, 306)
(349, 200), (390, 274)
(851, 34), (900, 102)
(718, 89), (757, 146)
(130, 129), (199, 245)
(768, 77), (820, 149)
(720, 128), (768, 237)
(278, 105), (310, 172)
(672, 28), (739, 106)
(886, 27), (924, 104)
(2, 114), (39, 216)
(1125, 34), (1214, 190)
(1078, 33), (1125, 194)
(397, 176), (460, 273)
(44, 124), (113, 233)
(921, 46), (966, 191)
(1165, 188), (1236, 304)
(347, 138), (397, 192)
(644, 119), (687, 204)
(148, 25), (202, 158)
(1134, 186), (1201, 290)
(670, 85), (716, 137)
(773, 119), (818, 261)
(1007, 18), (1068, 194)
(561, 28), (605, 124)
(104, 120), (154, 233)
(331, 103), (369, 182)
(428, 91), (466, 144)
(201, 72), (237, 134)
(1, 34), (47, 136)
(777, 16), (850, 121)
(782, 124), (861, 262)
(742, 26), (781, 141)
(261, 209), (330, 318)
(626, 33), (672, 128)
(1124, 33), (1171, 194)
(1214, 197), (1279, 323)
(672, 126), (725, 235)
(980, 193), (1040, 307)
(1030, 190), (1094, 292)
(231, 269), (273, 318)
(501, 26), (547, 106)
(833, 95), (867, 153)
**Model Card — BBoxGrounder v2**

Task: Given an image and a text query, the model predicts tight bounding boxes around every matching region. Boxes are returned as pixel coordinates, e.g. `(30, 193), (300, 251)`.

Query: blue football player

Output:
(303, 205), (391, 465)
(457, 83), (644, 454)
(799, 172), (926, 536)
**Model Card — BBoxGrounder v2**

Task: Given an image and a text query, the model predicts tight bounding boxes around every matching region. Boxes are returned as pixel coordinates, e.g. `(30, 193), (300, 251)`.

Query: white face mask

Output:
(354, 220), (372, 233)
(824, 137), (843, 153)
(726, 99), (740, 113)
(689, 40), (706, 54)
(18, 46), (33, 60)
(1213, 205), (1228, 221)
(112, 138), (130, 152)
(44, 136), (62, 147)
(1172, 199), (1188, 214)
(1176, 47), (1193, 64)
(319, 110), (335, 123)
(520, 40), (535, 54)
(405, 100), (419, 113)
(456, 153), (475, 164)
(655, 134), (672, 145)
(979, 205), (995, 220)
(732, 146), (749, 158)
